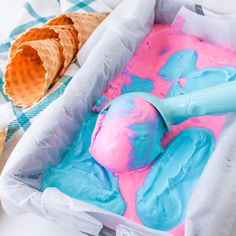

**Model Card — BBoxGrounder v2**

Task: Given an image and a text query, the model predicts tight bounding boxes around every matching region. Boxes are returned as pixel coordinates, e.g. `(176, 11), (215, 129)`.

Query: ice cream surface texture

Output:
(41, 112), (126, 215)
(42, 24), (236, 235)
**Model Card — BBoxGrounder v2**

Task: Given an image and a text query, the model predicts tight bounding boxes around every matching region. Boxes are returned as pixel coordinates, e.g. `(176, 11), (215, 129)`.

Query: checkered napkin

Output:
(0, 0), (110, 162)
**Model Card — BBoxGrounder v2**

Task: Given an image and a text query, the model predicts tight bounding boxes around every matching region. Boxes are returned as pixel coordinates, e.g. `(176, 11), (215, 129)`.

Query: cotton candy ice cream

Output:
(89, 95), (166, 173)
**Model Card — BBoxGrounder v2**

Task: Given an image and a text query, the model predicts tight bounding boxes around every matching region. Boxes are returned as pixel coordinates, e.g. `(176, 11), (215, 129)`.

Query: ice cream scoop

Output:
(89, 95), (166, 173)
(90, 81), (236, 173)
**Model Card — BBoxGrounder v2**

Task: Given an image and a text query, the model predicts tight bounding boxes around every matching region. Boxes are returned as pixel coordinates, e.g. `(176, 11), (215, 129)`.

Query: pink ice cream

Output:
(90, 95), (165, 173)
(91, 23), (236, 235)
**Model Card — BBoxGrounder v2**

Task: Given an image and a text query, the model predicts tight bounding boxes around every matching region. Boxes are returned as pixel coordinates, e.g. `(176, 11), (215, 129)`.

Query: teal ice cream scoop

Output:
(101, 80), (236, 130)
(91, 81), (236, 173)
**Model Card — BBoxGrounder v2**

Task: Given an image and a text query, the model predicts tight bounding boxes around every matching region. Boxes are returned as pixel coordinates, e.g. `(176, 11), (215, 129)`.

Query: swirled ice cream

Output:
(90, 95), (166, 173)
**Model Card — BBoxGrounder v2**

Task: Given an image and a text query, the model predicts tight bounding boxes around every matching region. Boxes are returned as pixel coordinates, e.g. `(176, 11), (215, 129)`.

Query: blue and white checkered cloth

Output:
(0, 0), (111, 159)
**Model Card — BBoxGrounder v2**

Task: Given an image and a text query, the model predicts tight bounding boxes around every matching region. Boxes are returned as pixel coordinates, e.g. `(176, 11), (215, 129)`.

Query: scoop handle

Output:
(164, 81), (236, 124)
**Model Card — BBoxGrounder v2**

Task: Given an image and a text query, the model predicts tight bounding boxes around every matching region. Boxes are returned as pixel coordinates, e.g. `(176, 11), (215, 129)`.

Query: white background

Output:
(0, 1), (23, 40)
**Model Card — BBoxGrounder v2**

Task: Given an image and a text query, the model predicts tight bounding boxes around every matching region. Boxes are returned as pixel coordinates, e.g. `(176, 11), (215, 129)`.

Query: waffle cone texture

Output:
(4, 12), (108, 108)
(0, 128), (7, 157)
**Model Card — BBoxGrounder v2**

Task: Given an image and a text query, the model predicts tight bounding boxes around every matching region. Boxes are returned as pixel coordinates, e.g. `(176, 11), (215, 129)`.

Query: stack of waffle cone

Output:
(47, 12), (108, 49)
(9, 25), (78, 77)
(4, 12), (108, 108)
(0, 128), (7, 157)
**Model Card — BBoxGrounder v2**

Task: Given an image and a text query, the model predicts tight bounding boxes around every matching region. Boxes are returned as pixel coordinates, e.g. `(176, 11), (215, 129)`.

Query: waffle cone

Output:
(47, 12), (108, 49)
(9, 25), (78, 77)
(4, 12), (108, 108)
(0, 128), (7, 157)
(4, 39), (63, 107)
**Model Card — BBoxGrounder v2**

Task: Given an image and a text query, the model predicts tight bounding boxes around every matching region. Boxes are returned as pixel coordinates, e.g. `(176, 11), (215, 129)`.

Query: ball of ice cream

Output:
(89, 95), (166, 173)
